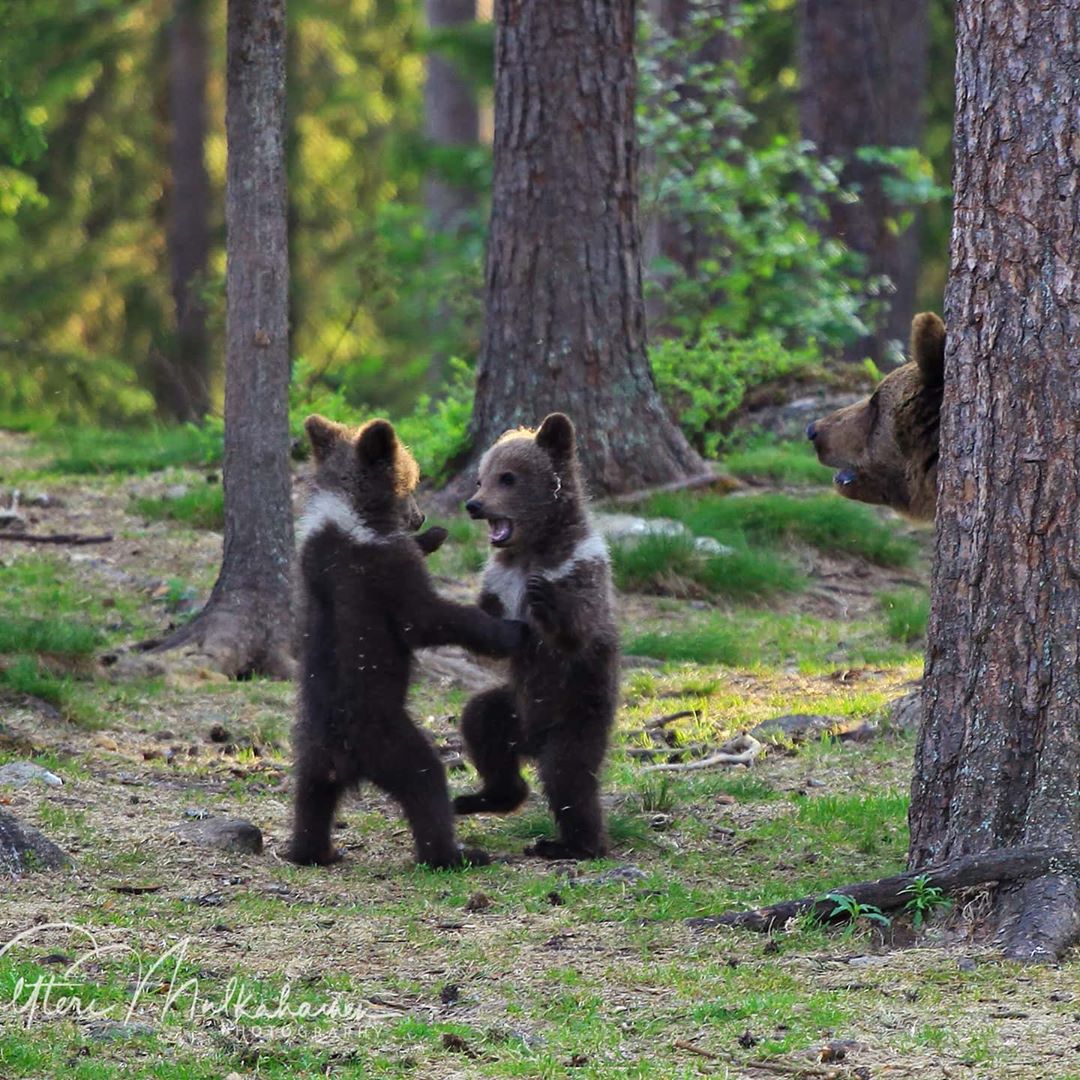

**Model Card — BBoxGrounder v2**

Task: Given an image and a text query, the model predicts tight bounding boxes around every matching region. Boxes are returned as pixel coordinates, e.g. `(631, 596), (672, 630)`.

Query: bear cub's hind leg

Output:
(288, 762), (346, 866)
(454, 686), (530, 815)
(525, 733), (608, 860)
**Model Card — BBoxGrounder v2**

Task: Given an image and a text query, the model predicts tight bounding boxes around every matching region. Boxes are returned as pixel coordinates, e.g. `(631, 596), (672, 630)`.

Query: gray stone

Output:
(576, 864), (648, 886)
(85, 1021), (156, 1042)
(0, 762), (63, 788)
(176, 817), (263, 855)
(888, 690), (923, 731)
(0, 809), (71, 876)
(592, 512), (733, 558)
(749, 714), (844, 743)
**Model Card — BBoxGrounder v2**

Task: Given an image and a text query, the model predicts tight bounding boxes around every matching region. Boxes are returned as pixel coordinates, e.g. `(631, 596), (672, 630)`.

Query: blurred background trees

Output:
(0, 0), (955, 474)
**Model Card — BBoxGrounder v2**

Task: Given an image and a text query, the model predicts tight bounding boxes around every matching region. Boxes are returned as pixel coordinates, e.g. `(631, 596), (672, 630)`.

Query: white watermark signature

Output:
(0, 923), (376, 1030)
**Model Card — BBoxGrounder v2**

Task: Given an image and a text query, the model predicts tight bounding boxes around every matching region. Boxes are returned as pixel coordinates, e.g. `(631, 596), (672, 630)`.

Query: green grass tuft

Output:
(645, 491), (918, 568)
(611, 532), (804, 600)
(723, 438), (834, 487)
(45, 424), (223, 475)
(133, 484), (224, 530)
(879, 587), (930, 643)
(0, 616), (101, 657)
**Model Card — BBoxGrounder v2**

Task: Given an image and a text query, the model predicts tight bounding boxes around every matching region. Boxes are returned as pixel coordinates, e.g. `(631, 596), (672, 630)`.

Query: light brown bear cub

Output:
(456, 413), (619, 859)
(807, 312), (945, 521)
(287, 415), (526, 869)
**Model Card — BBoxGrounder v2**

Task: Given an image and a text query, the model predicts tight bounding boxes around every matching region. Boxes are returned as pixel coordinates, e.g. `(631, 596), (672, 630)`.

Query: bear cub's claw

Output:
(525, 574), (556, 622)
(285, 843), (344, 867)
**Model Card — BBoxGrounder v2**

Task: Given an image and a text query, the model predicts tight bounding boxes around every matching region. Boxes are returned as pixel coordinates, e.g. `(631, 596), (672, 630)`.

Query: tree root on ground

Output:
(688, 846), (1080, 961)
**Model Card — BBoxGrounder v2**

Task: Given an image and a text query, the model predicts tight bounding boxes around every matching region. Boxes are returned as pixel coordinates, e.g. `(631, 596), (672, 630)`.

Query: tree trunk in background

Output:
(909, 0), (1080, 963)
(458, 0), (706, 497)
(798, 0), (928, 364)
(424, 0), (479, 233)
(155, 0), (294, 679)
(158, 0), (212, 422)
(644, 0), (737, 331)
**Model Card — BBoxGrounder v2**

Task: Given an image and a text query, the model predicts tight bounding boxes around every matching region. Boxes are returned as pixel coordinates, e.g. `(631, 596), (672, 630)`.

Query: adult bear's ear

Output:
(535, 412), (576, 460)
(911, 312), (945, 388)
(305, 414), (342, 462)
(356, 418), (398, 467)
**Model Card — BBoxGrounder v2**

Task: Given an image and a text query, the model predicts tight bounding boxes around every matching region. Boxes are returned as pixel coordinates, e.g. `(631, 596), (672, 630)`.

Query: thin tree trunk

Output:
(798, 0), (928, 364)
(159, 0), (212, 422)
(456, 0), (706, 498)
(910, 0), (1080, 963)
(153, 0), (294, 679)
(424, 0), (479, 234)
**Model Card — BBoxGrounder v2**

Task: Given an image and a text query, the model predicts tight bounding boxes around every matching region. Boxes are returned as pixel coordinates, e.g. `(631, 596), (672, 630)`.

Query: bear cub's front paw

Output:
(525, 574), (557, 624)
(499, 618), (531, 652)
(414, 525), (449, 556)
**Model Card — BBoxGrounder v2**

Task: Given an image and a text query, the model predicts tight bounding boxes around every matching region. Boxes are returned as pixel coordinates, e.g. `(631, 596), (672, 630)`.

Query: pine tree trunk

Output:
(798, 0), (928, 363)
(460, 0), (706, 498)
(424, 0), (479, 233)
(157, 0), (212, 422)
(154, 0), (294, 679)
(909, 0), (1080, 963)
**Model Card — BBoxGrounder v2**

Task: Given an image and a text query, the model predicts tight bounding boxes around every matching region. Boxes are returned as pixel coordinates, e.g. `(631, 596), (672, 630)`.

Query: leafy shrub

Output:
(650, 331), (818, 457)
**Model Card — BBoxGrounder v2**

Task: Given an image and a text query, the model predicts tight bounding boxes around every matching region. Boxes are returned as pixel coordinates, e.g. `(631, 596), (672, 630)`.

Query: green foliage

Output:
(639, 1), (881, 350)
(611, 531), (804, 600)
(0, 557), (103, 656)
(645, 491), (918, 568)
(879, 588), (930, 643)
(44, 423), (222, 474)
(649, 331), (818, 457)
(722, 437), (833, 487)
(0, 617), (100, 658)
(901, 873), (953, 928)
(625, 621), (746, 666)
(133, 485), (224, 531)
(822, 891), (892, 934)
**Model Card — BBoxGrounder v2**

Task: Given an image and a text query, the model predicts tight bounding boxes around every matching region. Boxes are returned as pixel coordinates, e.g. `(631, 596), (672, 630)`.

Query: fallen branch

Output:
(687, 846), (1080, 932)
(641, 733), (762, 773)
(673, 1039), (721, 1061)
(0, 532), (113, 546)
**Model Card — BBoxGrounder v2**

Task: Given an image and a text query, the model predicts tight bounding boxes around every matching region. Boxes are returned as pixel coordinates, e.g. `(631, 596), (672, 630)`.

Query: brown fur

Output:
(808, 312), (945, 521)
(287, 415), (527, 869)
(456, 413), (620, 859)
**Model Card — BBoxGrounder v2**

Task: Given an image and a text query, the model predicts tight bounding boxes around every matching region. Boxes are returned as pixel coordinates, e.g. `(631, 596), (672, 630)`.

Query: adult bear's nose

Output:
(805, 420), (818, 441)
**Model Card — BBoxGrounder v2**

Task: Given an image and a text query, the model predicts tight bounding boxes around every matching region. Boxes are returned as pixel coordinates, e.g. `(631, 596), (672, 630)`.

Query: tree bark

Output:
(157, 0), (212, 422)
(424, 0), (480, 234)
(909, 0), (1080, 963)
(457, 0), (706, 499)
(798, 0), (928, 363)
(153, 0), (294, 679)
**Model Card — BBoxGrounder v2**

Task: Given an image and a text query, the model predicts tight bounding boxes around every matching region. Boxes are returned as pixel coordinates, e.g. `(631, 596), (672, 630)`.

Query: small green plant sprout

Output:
(822, 892), (892, 935)
(638, 776), (676, 815)
(901, 874), (953, 928)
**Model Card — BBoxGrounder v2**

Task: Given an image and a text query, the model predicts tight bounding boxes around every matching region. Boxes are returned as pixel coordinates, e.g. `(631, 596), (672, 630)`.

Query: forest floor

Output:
(0, 429), (1078, 1080)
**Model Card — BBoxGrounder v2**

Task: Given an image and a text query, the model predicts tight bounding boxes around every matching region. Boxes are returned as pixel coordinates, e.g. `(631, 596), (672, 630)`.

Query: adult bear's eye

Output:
(499, 472), (515, 487)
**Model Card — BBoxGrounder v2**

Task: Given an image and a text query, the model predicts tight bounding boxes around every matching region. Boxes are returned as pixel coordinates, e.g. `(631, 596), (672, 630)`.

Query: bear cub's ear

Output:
(305, 414), (342, 463)
(535, 412), (576, 459)
(910, 312), (945, 389)
(356, 418), (398, 467)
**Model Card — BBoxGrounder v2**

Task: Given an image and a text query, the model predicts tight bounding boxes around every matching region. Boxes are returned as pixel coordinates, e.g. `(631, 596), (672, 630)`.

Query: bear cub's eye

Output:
(498, 471), (516, 487)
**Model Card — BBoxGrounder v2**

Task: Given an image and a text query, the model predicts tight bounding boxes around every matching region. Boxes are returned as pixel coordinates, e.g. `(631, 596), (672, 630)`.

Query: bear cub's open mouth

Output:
(488, 518), (514, 546)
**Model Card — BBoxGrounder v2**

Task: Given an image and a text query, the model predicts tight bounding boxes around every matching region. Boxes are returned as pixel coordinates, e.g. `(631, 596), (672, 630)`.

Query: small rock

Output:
(888, 690), (923, 731)
(575, 864), (648, 886)
(464, 891), (492, 913)
(182, 807), (210, 820)
(749, 714), (843, 744)
(85, 1021), (156, 1042)
(175, 817), (263, 855)
(957, 956), (977, 972)
(0, 809), (70, 876)
(847, 954), (890, 968)
(0, 762), (63, 788)
(163, 484), (190, 500)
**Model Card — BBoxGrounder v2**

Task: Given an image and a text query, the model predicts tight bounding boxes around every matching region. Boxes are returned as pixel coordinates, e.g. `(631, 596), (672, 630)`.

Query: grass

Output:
(643, 491), (919, 568)
(879, 587), (930, 643)
(624, 609), (924, 670)
(722, 437), (834, 487)
(42, 423), (223, 475)
(133, 484), (224, 530)
(610, 531), (804, 600)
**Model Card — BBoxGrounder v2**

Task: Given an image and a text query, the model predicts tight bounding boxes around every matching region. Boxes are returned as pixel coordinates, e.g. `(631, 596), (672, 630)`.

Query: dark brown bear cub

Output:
(455, 413), (619, 859)
(287, 415), (526, 869)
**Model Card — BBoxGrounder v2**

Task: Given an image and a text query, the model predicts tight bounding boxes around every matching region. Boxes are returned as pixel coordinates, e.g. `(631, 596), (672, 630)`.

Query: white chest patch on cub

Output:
(296, 490), (390, 548)
(482, 531), (610, 618)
